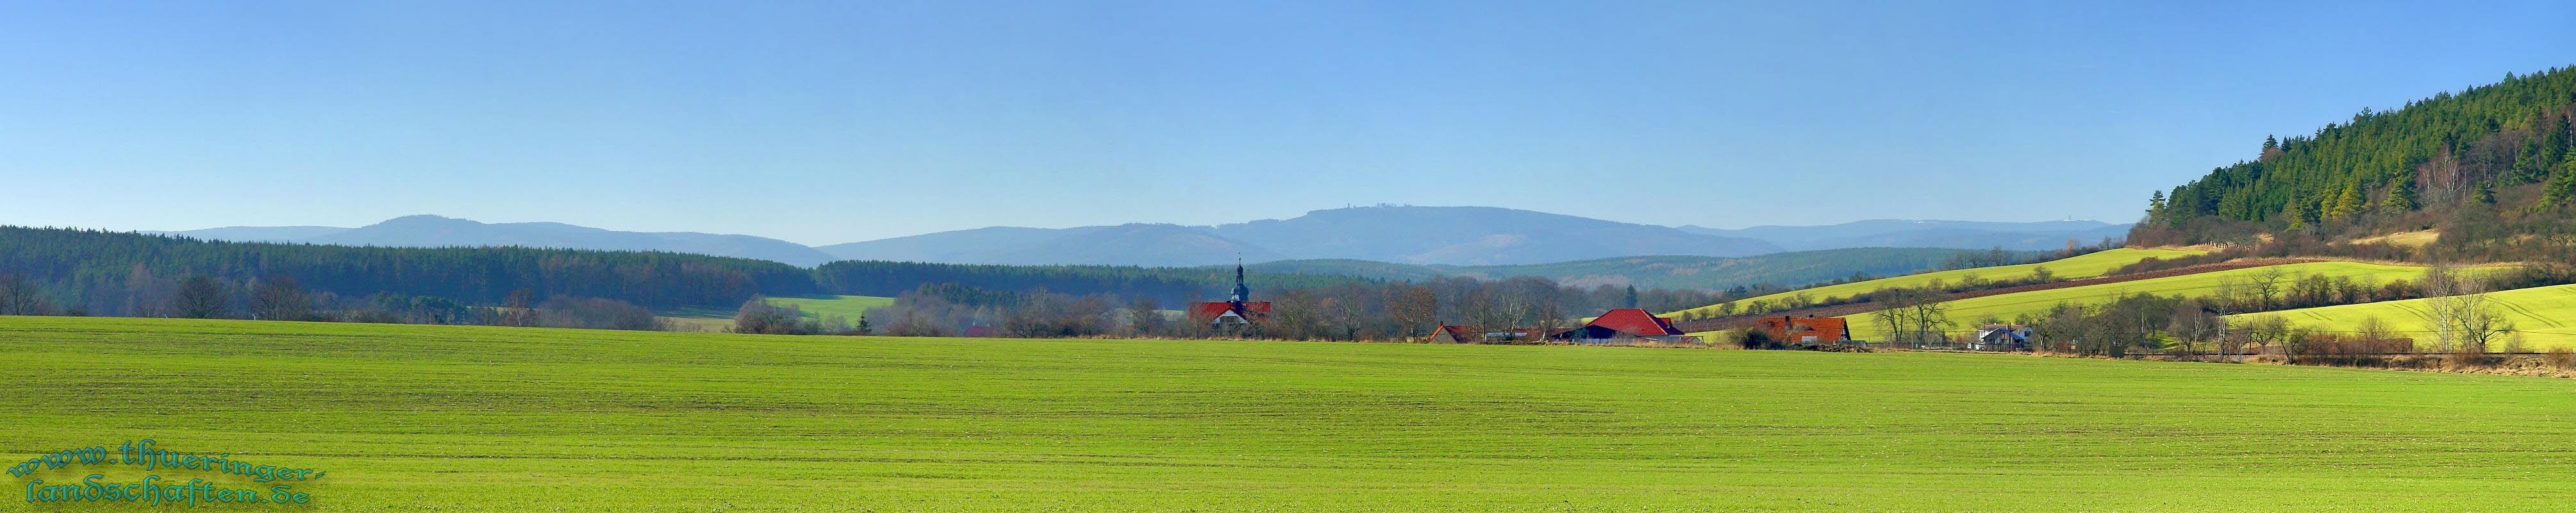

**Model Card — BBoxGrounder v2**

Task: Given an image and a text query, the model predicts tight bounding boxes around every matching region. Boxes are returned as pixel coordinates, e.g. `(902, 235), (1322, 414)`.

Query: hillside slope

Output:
(1664, 248), (2204, 317)
(1844, 262), (2473, 338)
(2250, 283), (2576, 349)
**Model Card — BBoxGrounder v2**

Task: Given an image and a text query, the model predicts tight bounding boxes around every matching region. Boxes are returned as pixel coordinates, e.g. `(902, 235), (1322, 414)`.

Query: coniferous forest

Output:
(2134, 65), (2576, 263)
(0, 226), (1385, 322)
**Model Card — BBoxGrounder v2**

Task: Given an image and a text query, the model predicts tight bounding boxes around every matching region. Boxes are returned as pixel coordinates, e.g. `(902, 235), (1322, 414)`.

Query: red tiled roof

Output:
(1434, 324), (1477, 341)
(1186, 301), (1273, 322)
(1757, 317), (1850, 341)
(1584, 308), (1681, 336)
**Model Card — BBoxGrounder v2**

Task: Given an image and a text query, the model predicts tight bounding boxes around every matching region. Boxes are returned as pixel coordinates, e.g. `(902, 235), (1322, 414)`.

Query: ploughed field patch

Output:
(5, 315), (2576, 511)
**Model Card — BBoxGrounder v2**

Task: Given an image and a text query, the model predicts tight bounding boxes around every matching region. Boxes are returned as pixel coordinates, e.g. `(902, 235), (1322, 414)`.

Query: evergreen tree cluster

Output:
(2138, 66), (2576, 248)
(0, 226), (1384, 319)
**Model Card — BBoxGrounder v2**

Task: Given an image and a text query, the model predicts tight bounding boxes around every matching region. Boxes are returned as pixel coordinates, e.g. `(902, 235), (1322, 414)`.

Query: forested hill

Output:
(2134, 65), (2576, 261)
(0, 226), (820, 314)
(0, 227), (1379, 316)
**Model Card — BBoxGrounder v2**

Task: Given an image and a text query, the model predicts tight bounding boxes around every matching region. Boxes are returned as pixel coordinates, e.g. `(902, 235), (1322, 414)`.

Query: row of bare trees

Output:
(824, 277), (1722, 342)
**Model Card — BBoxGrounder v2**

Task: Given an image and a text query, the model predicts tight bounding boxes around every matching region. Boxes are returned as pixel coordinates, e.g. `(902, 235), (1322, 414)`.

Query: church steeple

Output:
(1229, 261), (1250, 302)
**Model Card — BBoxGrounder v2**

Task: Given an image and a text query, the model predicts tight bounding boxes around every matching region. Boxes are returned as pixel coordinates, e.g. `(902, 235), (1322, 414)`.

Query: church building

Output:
(1185, 264), (1272, 327)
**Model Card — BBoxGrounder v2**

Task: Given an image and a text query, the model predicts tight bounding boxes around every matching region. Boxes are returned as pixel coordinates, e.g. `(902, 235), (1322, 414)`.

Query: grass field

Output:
(2248, 283), (2576, 350)
(1846, 261), (2453, 338)
(659, 295), (893, 332)
(9, 316), (2576, 511)
(1665, 248), (2205, 318)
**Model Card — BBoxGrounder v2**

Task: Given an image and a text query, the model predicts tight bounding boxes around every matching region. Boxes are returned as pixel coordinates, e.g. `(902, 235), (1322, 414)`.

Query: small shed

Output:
(1972, 324), (2030, 351)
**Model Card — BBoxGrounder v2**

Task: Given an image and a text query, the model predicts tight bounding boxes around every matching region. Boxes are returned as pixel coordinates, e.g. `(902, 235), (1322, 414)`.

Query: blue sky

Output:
(4, 1), (2572, 244)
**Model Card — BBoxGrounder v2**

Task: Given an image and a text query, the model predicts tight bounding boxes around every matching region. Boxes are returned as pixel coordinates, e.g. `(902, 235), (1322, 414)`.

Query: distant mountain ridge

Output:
(1677, 219), (2132, 252)
(1244, 247), (2010, 292)
(819, 206), (1782, 266)
(156, 208), (2129, 269)
(156, 215), (839, 267)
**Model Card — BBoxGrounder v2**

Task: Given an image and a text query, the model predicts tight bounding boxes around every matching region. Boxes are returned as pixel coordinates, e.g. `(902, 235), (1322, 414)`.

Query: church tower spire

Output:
(1229, 260), (1250, 303)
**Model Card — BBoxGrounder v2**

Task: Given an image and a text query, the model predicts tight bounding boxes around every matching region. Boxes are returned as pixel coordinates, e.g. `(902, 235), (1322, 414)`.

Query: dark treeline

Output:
(2134, 65), (2576, 262)
(3, 227), (1729, 341)
(0, 226), (810, 315)
(0, 227), (1383, 317)
(812, 260), (1375, 306)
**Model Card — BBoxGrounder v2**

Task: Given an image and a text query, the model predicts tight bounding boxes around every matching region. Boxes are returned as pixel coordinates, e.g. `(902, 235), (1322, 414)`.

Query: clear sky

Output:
(4, 1), (2572, 244)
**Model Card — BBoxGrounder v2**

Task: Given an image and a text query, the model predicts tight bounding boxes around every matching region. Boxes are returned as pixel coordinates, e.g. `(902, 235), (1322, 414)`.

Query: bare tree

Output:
(2166, 300), (2223, 358)
(2235, 315), (2290, 357)
(251, 274), (312, 321)
(0, 273), (49, 315)
(171, 275), (229, 319)
(1125, 298), (1163, 337)
(1869, 287), (1949, 348)
(2420, 273), (2512, 354)
(2248, 267), (2288, 312)
(1387, 285), (1436, 339)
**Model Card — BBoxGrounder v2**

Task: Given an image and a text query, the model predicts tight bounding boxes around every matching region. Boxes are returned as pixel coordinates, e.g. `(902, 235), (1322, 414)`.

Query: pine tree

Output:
(2385, 176), (2419, 212)
(2327, 181), (2365, 219)
(2543, 159), (2576, 206)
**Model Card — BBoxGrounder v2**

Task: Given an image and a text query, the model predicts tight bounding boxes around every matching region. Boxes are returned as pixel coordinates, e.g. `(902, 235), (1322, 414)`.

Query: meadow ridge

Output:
(1664, 248), (2204, 319)
(7, 315), (2576, 511)
(1843, 261), (2478, 339)
(2250, 283), (2576, 349)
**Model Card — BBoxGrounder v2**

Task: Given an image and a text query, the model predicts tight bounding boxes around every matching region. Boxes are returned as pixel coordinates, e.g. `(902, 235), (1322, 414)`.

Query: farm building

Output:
(1432, 325), (1479, 343)
(1972, 324), (2031, 351)
(1186, 264), (1272, 327)
(1551, 308), (1696, 344)
(1757, 315), (1851, 343)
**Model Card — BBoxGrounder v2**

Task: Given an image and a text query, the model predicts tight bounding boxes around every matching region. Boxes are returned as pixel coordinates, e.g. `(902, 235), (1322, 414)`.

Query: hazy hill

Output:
(988, 224), (1286, 267)
(1247, 247), (2000, 291)
(1210, 206), (1781, 265)
(813, 226), (1108, 264)
(149, 225), (354, 243)
(822, 206), (1781, 267)
(1678, 219), (2130, 251)
(168, 215), (840, 267)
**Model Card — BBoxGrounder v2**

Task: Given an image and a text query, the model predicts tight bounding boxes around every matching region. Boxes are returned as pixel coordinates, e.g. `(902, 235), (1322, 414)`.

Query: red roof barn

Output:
(1551, 308), (1686, 341)
(1757, 316), (1850, 342)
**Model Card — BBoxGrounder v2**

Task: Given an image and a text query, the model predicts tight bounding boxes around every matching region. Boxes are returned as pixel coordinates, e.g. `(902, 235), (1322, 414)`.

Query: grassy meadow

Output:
(2250, 283), (2576, 349)
(8, 315), (2576, 511)
(1845, 261), (2469, 339)
(1665, 248), (2204, 318)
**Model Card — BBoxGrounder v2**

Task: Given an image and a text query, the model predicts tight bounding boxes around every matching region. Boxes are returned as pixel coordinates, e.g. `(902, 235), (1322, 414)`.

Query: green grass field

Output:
(2248, 283), (2576, 350)
(1846, 261), (2450, 338)
(1666, 248), (2205, 318)
(8, 315), (2576, 511)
